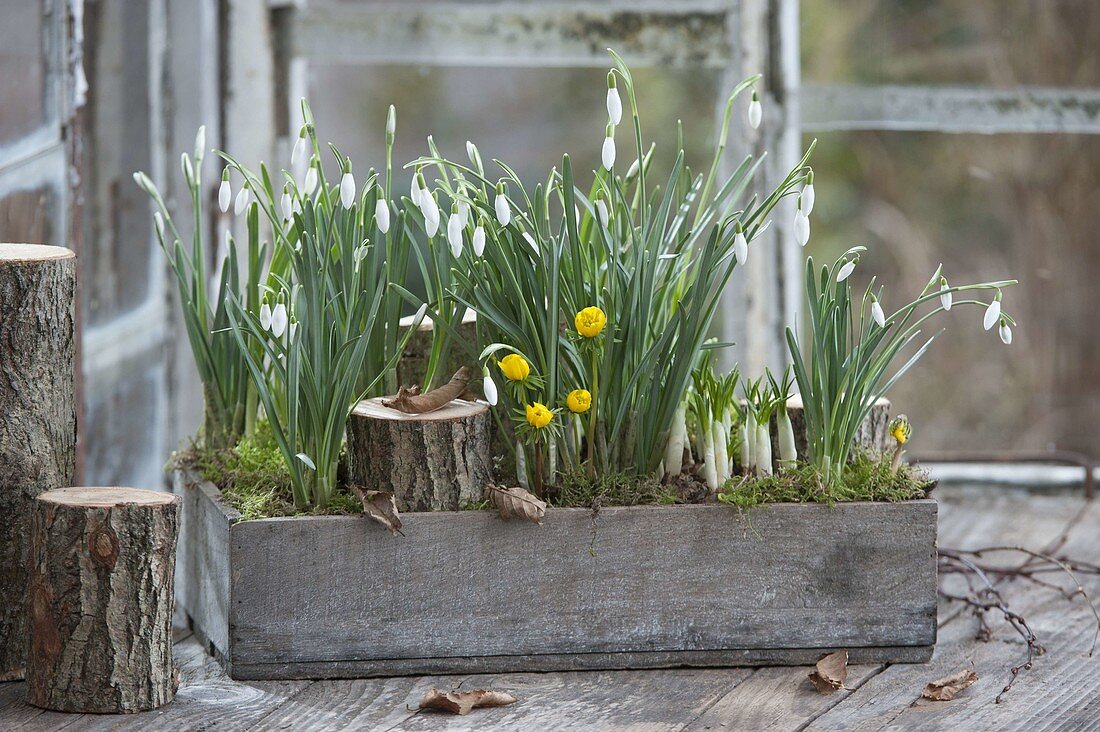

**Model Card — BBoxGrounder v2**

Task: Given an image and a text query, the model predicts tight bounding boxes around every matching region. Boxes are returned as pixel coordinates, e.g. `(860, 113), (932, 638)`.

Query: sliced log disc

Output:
(26, 488), (181, 713)
(0, 243), (76, 681)
(346, 397), (491, 512)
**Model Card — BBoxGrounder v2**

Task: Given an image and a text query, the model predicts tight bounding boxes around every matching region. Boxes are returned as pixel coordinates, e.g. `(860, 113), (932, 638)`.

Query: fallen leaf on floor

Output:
(488, 484), (546, 525)
(418, 688), (519, 715)
(922, 669), (978, 701)
(808, 649), (848, 694)
(351, 485), (403, 535)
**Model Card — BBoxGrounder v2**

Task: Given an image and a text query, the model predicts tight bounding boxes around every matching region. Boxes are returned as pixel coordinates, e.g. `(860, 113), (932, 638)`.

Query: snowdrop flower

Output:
(291, 126), (308, 179)
(458, 200), (470, 227)
(595, 192), (610, 227)
(625, 157), (641, 183)
(602, 124), (616, 170)
(375, 196), (390, 234)
(413, 302), (429, 326)
(181, 153), (194, 183)
(409, 172), (422, 207)
(939, 276), (952, 311)
(339, 163), (355, 209)
(386, 105), (396, 144)
(494, 182), (511, 226)
(304, 158), (319, 197)
(733, 223), (748, 266)
(802, 171), (815, 215)
(793, 197), (810, 246)
(259, 303), (273, 331)
(280, 184), (293, 221)
(218, 169), (232, 213)
(482, 368), (499, 406)
(234, 184), (250, 216)
(748, 90), (762, 130)
(270, 303), (288, 338)
(466, 140), (477, 163)
(153, 211), (165, 238)
(287, 320), (298, 343)
(472, 222), (486, 256)
(418, 175), (440, 236)
(871, 296), (886, 327)
(447, 206), (464, 258)
(836, 257), (858, 283)
(522, 230), (538, 255)
(983, 292), (1002, 331)
(606, 71), (623, 125)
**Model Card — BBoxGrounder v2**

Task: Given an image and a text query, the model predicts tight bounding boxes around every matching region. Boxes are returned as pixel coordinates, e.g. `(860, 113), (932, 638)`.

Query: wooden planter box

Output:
(172, 468), (937, 680)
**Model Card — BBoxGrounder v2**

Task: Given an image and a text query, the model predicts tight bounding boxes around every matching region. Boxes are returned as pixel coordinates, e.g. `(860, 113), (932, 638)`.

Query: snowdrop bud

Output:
(466, 140), (477, 162)
(733, 224), (748, 266)
(409, 172), (422, 207)
(181, 153), (194, 183)
(288, 321), (298, 342)
(472, 224), (486, 256)
(606, 71), (623, 125)
(602, 124), (616, 170)
(413, 302), (428, 326)
(794, 207), (810, 247)
(482, 369), (499, 406)
(386, 105), (396, 143)
(939, 277), (953, 311)
(625, 157), (641, 182)
(280, 184), (293, 221)
(270, 303), (288, 338)
(836, 258), (857, 283)
(194, 125), (206, 159)
(596, 193), (610, 227)
(448, 207), (464, 258)
(802, 171), (815, 214)
(259, 303), (273, 331)
(871, 296), (886, 327)
(748, 90), (762, 129)
(153, 211), (165, 238)
(218, 169), (232, 212)
(522, 230), (538, 254)
(375, 197), (390, 233)
(983, 293), (1002, 331)
(291, 127), (308, 170)
(999, 319), (1013, 345)
(233, 185), (249, 216)
(494, 182), (511, 226)
(339, 166), (355, 209)
(304, 159), (319, 197)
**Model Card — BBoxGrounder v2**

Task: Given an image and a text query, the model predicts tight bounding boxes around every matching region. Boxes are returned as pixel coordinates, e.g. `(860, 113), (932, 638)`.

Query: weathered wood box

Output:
(172, 468), (937, 680)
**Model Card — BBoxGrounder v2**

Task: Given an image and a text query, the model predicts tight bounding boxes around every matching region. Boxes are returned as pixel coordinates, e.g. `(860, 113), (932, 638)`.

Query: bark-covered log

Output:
(396, 308), (478, 391)
(347, 398), (491, 511)
(0, 244), (76, 681)
(770, 394), (893, 468)
(26, 487), (181, 713)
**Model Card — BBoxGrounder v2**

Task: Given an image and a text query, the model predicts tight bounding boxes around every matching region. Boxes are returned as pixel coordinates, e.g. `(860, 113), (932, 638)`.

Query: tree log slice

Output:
(26, 487), (181, 713)
(0, 244), (76, 681)
(397, 308), (478, 391)
(347, 398), (491, 512)
(770, 394), (892, 468)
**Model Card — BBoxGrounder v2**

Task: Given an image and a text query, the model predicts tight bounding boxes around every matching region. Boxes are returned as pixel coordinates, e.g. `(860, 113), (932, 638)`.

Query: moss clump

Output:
(717, 451), (934, 509)
(187, 423), (362, 521)
(554, 469), (679, 508)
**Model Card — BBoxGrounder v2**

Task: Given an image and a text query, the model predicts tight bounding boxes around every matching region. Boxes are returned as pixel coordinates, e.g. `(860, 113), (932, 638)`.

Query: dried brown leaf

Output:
(922, 669), (978, 701)
(488, 484), (546, 525)
(351, 486), (403, 536)
(808, 649), (848, 694)
(418, 688), (518, 715)
(383, 367), (472, 414)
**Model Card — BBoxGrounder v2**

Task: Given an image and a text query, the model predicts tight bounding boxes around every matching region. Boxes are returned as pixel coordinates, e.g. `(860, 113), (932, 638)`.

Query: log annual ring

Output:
(354, 396), (488, 422)
(0, 243), (76, 262)
(38, 487), (179, 507)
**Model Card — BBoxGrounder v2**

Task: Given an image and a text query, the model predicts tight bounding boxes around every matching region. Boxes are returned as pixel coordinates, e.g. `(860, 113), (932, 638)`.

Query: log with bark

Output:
(26, 487), (181, 713)
(770, 394), (892, 467)
(396, 308), (478, 390)
(0, 243), (76, 681)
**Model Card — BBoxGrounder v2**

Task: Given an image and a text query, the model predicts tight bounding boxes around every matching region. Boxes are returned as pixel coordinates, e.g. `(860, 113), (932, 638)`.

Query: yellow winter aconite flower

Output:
(889, 415), (911, 445)
(574, 306), (607, 338)
(566, 389), (592, 414)
(525, 402), (553, 429)
(498, 354), (530, 382)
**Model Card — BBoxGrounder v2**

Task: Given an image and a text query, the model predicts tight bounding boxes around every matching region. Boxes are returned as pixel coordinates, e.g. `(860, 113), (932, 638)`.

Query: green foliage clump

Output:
(555, 469), (678, 508)
(717, 451), (933, 509)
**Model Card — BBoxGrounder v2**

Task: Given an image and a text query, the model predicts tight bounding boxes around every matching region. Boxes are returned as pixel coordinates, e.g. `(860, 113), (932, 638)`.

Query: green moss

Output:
(554, 469), (679, 508)
(717, 452), (934, 509)
(187, 422), (362, 521)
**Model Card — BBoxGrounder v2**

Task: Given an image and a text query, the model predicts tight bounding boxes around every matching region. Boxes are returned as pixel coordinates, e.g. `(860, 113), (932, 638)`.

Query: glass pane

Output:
(802, 1), (1100, 87)
(804, 130), (1099, 456)
(0, 0), (50, 144)
(0, 184), (59, 245)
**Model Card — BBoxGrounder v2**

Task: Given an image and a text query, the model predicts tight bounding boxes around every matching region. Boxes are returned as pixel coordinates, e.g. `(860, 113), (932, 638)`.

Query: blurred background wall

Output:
(1, 0), (1097, 487)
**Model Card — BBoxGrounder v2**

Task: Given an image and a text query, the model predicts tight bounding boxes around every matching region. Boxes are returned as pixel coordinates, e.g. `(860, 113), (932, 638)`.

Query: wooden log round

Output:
(0, 243), (76, 681)
(770, 394), (892, 468)
(347, 398), (492, 512)
(396, 308), (478, 391)
(26, 488), (181, 713)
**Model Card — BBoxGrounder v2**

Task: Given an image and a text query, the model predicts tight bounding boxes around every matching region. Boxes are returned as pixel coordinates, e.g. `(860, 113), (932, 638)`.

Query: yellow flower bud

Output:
(525, 402), (553, 429)
(575, 306), (607, 338)
(498, 353), (530, 382)
(889, 415), (911, 445)
(566, 389), (592, 414)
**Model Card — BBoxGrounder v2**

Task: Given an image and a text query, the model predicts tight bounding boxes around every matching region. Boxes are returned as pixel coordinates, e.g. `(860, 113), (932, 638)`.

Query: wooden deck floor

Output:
(2, 482), (1098, 731)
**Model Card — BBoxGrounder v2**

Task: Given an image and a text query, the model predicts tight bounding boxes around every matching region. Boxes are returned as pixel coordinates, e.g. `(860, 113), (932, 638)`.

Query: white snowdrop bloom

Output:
(602, 126), (616, 170)
(939, 277), (953, 311)
(494, 183), (511, 226)
(748, 90), (762, 129)
(291, 127), (308, 176)
(218, 172), (231, 213)
(733, 229), (748, 266)
(386, 105), (396, 140)
(836, 259), (857, 283)
(482, 371), (499, 406)
(270, 303), (288, 338)
(983, 296), (1002, 331)
(596, 198), (610, 227)
(280, 185), (293, 221)
(448, 211), (464, 258)
(339, 170), (356, 209)
(304, 161), (319, 197)
(606, 72), (623, 125)
(522, 230), (538, 254)
(794, 209), (810, 246)
(999, 319), (1013, 345)
(234, 185), (250, 216)
(153, 211), (164, 238)
(259, 303), (273, 331)
(410, 174), (422, 207)
(871, 297), (886, 327)
(472, 224), (486, 256)
(375, 198), (390, 234)
(458, 200), (470, 227)
(421, 189), (440, 237)
(288, 321), (298, 342)
(802, 173), (815, 214)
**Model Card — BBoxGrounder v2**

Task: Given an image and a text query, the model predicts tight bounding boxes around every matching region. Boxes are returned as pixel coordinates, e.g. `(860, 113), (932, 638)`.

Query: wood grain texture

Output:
(346, 397), (491, 511)
(0, 245), (76, 681)
(26, 488), (180, 712)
